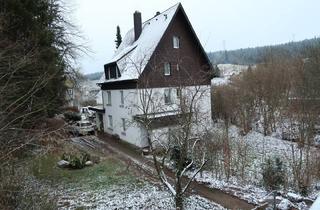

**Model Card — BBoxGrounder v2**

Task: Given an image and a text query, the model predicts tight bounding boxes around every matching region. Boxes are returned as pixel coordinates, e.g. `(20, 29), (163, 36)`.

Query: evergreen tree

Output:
(115, 25), (122, 49)
(262, 157), (285, 209)
(0, 0), (80, 128)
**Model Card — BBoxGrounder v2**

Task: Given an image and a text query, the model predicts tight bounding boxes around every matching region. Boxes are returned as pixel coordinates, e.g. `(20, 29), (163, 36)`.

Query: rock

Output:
(277, 199), (292, 210)
(57, 160), (70, 168)
(287, 192), (303, 202)
(85, 160), (93, 166)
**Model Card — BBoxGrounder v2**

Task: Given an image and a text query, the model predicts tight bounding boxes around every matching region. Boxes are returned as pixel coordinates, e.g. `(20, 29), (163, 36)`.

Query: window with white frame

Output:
(121, 118), (126, 133)
(176, 88), (181, 98)
(164, 62), (171, 76)
(173, 36), (180, 48)
(106, 91), (111, 105)
(164, 88), (172, 104)
(120, 90), (124, 106)
(108, 115), (113, 129)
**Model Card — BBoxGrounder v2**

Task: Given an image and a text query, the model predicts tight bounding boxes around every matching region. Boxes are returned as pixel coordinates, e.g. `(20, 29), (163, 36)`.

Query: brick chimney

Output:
(133, 11), (142, 41)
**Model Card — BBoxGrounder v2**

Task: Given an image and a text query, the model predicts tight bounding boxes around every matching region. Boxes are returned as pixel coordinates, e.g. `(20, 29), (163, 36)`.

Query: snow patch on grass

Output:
(55, 184), (225, 210)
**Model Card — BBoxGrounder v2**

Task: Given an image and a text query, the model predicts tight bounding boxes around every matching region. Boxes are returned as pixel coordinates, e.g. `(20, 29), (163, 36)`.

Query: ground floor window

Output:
(108, 115), (113, 129)
(164, 88), (172, 104)
(176, 88), (181, 98)
(121, 118), (126, 135)
(107, 91), (112, 105)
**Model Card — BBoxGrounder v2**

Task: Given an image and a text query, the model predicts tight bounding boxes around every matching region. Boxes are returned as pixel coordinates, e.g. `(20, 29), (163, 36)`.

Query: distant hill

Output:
(208, 37), (320, 65)
(84, 72), (104, 81)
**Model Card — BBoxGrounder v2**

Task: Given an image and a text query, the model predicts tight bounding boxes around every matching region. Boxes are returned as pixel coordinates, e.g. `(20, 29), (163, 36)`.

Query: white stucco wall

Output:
(102, 89), (148, 147)
(101, 85), (212, 148)
(149, 85), (212, 146)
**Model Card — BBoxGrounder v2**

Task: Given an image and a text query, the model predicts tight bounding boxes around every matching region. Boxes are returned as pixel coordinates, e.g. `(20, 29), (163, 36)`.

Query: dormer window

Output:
(105, 64), (121, 80)
(173, 36), (180, 48)
(164, 62), (171, 76)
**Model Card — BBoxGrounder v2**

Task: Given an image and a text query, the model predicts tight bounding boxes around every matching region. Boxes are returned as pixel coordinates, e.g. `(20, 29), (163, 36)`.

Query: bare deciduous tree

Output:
(124, 50), (212, 209)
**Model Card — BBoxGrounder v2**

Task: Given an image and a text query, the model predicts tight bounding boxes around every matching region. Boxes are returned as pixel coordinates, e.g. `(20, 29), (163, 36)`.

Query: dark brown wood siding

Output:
(100, 79), (137, 90)
(139, 9), (212, 88)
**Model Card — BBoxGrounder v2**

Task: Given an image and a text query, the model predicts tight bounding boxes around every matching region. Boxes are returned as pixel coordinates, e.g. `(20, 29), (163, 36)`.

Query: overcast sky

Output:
(72, 0), (320, 74)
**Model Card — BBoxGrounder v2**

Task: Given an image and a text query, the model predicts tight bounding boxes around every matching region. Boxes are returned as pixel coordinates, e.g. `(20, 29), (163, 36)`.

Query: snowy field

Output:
(211, 64), (249, 85)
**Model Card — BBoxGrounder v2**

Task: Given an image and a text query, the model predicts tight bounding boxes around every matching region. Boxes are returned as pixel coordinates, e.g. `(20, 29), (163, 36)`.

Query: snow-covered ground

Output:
(211, 64), (249, 86)
(23, 167), (226, 209)
(23, 148), (225, 210)
(54, 184), (225, 210)
(184, 123), (319, 209)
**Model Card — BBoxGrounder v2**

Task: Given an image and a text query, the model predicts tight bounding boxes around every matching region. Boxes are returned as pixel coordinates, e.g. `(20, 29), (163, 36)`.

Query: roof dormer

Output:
(104, 63), (121, 80)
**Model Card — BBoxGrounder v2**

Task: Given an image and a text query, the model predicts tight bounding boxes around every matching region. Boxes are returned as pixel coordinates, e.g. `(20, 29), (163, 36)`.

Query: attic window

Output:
(164, 62), (171, 76)
(173, 36), (180, 48)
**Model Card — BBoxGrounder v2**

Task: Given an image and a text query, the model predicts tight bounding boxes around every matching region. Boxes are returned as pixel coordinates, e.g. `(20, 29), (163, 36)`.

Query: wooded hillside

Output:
(208, 37), (320, 64)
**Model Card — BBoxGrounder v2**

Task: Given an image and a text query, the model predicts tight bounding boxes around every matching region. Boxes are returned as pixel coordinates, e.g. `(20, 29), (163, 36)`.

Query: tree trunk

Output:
(175, 193), (183, 210)
(223, 121), (231, 180)
(175, 175), (183, 210)
(273, 191), (277, 210)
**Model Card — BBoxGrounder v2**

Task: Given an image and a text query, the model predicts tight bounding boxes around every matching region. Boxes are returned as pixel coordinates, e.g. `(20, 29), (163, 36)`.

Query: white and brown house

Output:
(98, 3), (213, 148)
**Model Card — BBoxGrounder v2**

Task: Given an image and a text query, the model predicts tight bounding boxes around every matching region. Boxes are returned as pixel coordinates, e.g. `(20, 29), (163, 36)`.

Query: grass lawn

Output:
(22, 147), (224, 209)
(31, 153), (142, 190)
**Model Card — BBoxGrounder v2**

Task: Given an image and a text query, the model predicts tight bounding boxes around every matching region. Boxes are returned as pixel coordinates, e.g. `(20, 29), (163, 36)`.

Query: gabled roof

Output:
(101, 3), (211, 84)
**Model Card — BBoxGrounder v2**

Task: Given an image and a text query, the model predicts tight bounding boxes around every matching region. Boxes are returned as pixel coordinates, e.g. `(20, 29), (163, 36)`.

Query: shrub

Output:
(262, 157), (285, 191)
(262, 157), (285, 209)
(63, 111), (81, 122)
(81, 99), (97, 107)
(64, 106), (79, 113)
(170, 146), (193, 169)
(112, 134), (120, 140)
(62, 152), (90, 169)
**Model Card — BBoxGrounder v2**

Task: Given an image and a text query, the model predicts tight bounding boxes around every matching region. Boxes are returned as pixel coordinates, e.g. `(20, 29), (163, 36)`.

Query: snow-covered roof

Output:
(135, 110), (181, 119)
(101, 3), (180, 83)
(310, 195), (320, 210)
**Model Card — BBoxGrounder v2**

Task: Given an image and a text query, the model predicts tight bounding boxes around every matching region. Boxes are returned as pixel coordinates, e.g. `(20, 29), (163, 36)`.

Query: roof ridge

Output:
(103, 3), (182, 83)
(142, 2), (180, 24)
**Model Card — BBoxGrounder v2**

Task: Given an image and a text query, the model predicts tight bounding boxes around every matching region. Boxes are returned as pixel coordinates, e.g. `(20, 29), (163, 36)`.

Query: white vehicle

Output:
(71, 120), (95, 136)
(80, 107), (95, 118)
